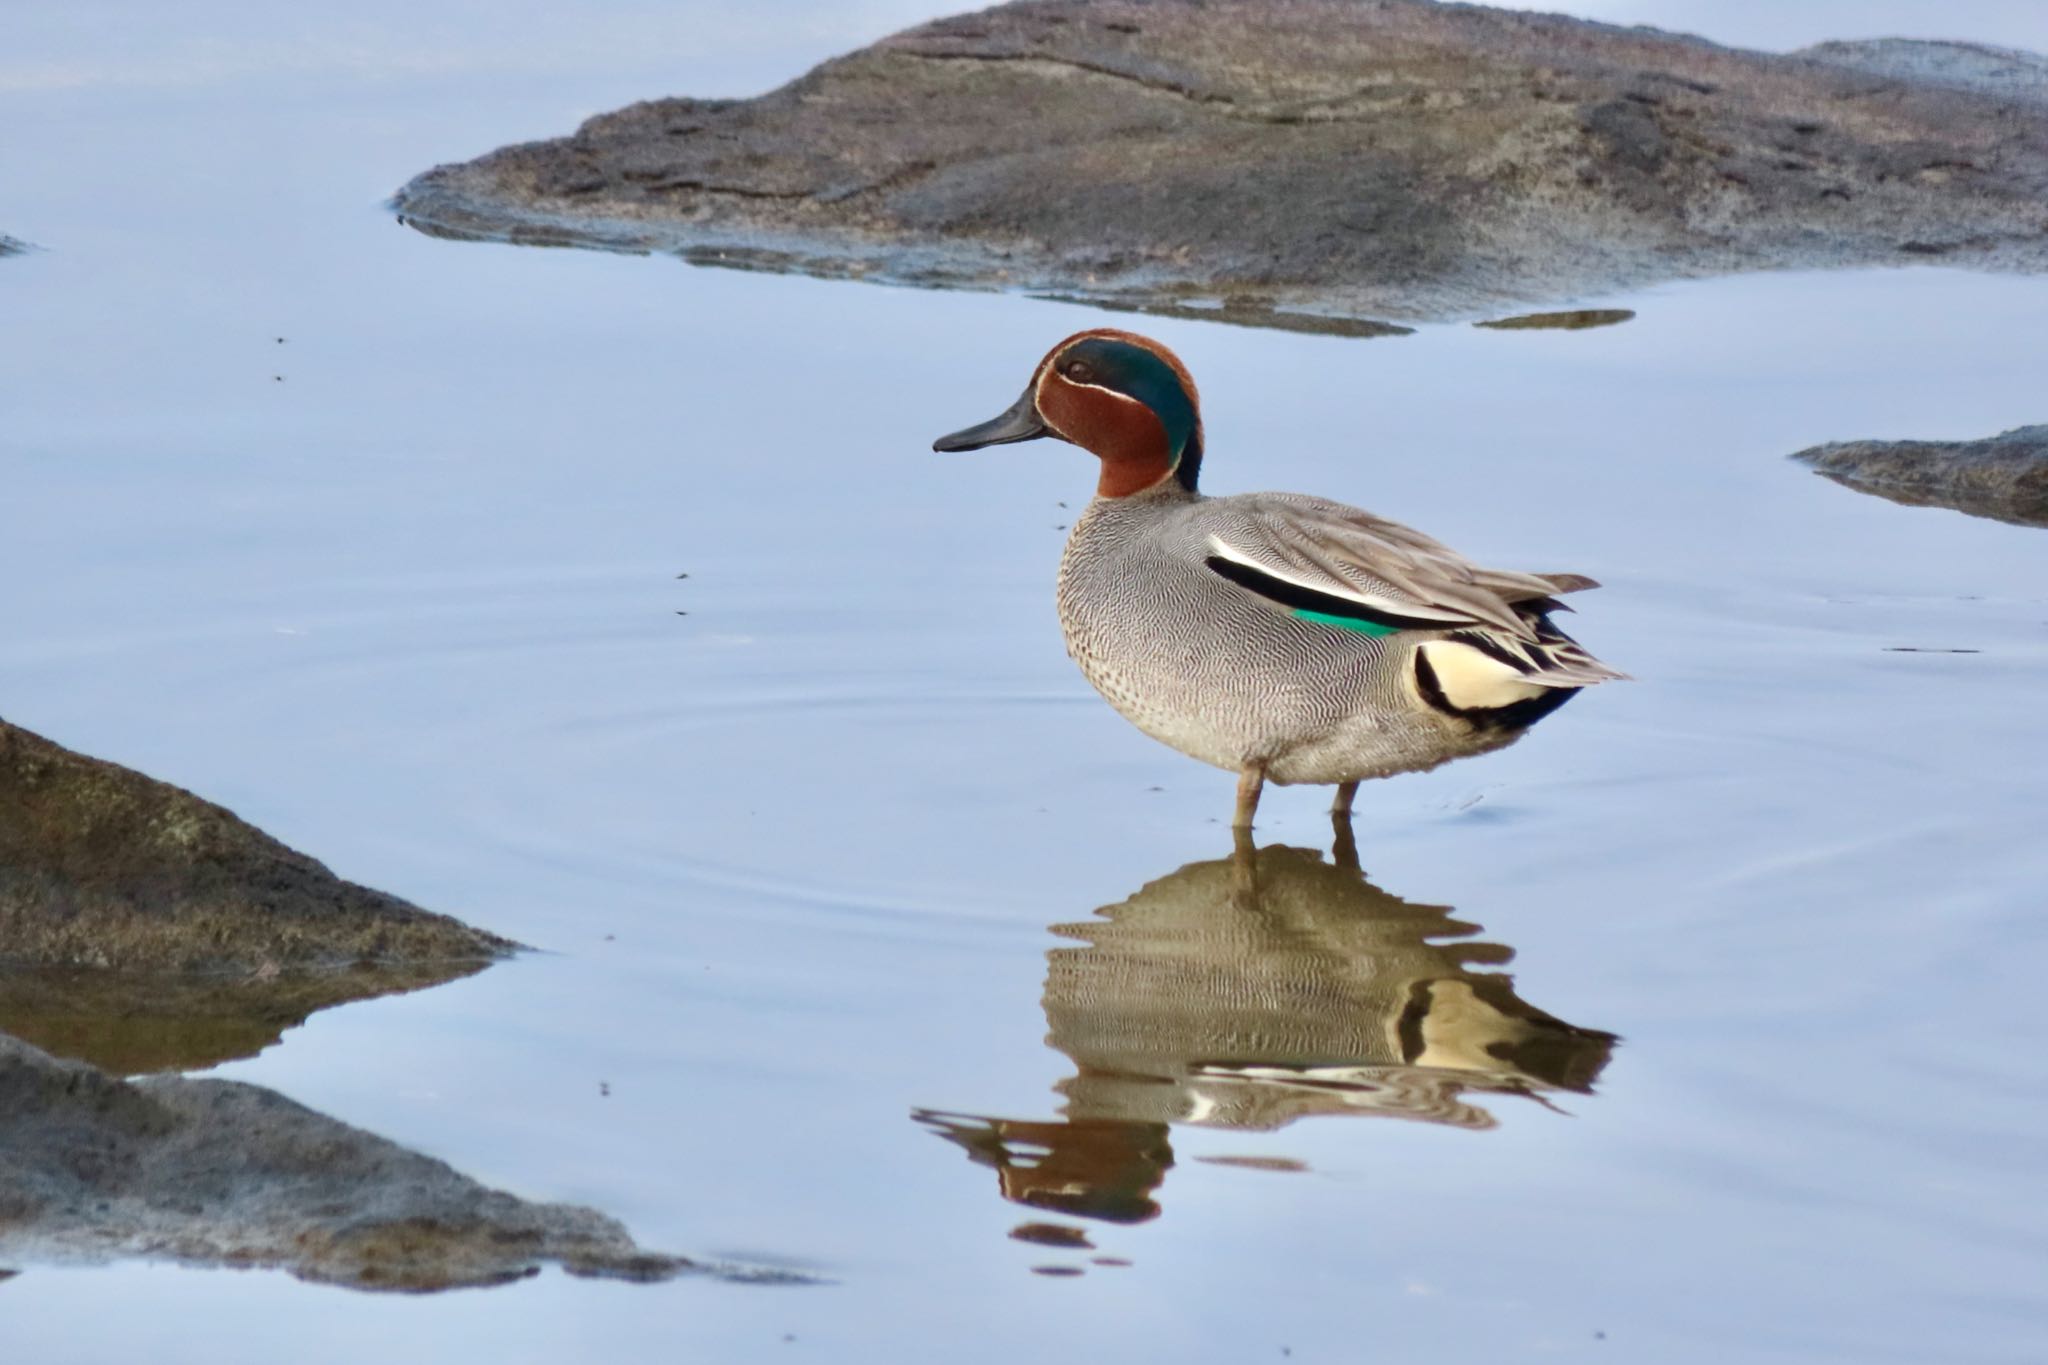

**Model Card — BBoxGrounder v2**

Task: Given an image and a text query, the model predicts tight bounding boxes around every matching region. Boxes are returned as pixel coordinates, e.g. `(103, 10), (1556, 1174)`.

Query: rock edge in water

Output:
(1790, 424), (2048, 528)
(0, 718), (517, 973)
(393, 0), (2048, 328)
(0, 1031), (725, 1291)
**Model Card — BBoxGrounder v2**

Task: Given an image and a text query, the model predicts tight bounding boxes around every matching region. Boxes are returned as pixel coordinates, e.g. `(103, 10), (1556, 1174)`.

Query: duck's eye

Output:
(1064, 360), (1094, 383)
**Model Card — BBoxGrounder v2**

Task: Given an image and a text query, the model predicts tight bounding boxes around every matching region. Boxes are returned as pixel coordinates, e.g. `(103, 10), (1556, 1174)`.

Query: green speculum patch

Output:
(1291, 608), (1400, 637)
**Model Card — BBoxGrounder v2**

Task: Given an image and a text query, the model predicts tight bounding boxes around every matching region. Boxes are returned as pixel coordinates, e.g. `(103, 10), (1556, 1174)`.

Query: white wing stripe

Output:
(1205, 535), (1476, 625)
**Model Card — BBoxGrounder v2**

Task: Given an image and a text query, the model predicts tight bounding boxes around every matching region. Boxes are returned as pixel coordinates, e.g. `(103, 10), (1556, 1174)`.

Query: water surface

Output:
(3, 2), (2047, 1361)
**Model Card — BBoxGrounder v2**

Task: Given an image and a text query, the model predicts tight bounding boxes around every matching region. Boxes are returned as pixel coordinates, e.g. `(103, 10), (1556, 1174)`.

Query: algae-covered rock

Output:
(1791, 425), (2048, 528)
(0, 718), (515, 973)
(394, 0), (2048, 329)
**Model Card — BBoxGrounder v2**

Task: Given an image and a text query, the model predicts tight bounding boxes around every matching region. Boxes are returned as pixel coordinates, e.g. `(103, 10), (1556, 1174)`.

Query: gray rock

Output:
(0, 1031), (759, 1291)
(1791, 425), (2048, 528)
(393, 0), (2048, 328)
(0, 718), (516, 973)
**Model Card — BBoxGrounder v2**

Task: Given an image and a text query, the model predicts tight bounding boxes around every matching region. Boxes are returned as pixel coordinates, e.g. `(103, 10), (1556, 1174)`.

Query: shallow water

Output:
(4, 2), (2048, 1361)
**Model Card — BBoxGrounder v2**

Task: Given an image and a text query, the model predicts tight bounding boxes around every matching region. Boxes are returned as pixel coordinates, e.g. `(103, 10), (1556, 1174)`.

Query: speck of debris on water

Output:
(1031, 1265), (1085, 1278)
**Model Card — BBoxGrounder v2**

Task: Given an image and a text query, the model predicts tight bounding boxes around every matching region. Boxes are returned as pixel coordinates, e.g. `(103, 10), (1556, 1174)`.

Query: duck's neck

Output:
(1093, 428), (1204, 498)
(1095, 466), (1199, 503)
(1097, 451), (1176, 498)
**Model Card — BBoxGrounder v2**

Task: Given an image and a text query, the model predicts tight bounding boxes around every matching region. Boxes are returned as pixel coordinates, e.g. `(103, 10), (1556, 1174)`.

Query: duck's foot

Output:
(1232, 764), (1266, 829)
(1330, 780), (1359, 818)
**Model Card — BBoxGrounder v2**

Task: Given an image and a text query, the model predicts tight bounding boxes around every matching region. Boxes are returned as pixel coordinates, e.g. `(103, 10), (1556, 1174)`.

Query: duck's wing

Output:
(1200, 493), (1596, 643)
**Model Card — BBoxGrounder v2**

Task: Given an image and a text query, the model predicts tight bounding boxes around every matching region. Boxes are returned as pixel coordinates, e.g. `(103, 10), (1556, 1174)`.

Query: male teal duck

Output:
(933, 328), (1624, 827)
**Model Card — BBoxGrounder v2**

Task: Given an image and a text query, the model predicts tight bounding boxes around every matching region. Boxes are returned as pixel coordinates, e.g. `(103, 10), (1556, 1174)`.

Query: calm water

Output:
(4, 2), (2048, 1361)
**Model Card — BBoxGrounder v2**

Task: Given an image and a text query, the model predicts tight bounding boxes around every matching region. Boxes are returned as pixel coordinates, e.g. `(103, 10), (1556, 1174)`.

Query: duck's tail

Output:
(1413, 605), (1625, 727)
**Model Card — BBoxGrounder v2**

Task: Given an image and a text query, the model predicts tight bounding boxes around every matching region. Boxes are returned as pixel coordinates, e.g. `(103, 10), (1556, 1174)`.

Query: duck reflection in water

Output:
(915, 827), (1615, 1235)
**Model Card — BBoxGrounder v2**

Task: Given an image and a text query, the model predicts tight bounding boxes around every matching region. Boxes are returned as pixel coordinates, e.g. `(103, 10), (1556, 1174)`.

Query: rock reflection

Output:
(0, 961), (490, 1074)
(916, 828), (1614, 1243)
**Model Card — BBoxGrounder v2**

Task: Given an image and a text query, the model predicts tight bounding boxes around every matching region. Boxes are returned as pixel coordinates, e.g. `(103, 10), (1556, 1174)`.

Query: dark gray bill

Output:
(932, 383), (1047, 452)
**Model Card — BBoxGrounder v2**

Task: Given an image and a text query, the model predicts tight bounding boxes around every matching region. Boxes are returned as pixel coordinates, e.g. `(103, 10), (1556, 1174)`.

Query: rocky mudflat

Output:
(1791, 425), (2048, 528)
(0, 718), (515, 973)
(0, 1031), (738, 1291)
(394, 0), (2048, 328)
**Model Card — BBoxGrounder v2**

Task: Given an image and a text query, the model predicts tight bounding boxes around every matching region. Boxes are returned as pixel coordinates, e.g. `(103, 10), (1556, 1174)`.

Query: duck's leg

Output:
(1330, 809), (1361, 873)
(1228, 825), (1261, 906)
(1232, 763), (1266, 829)
(1331, 781), (1359, 818)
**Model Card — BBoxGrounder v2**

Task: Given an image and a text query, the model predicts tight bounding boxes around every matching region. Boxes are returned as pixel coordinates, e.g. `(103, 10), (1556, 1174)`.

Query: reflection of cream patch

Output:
(1413, 979), (1530, 1073)
(1416, 640), (1549, 710)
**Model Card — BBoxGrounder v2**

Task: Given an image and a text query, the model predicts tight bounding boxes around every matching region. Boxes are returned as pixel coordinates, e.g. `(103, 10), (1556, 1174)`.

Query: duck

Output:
(933, 328), (1624, 828)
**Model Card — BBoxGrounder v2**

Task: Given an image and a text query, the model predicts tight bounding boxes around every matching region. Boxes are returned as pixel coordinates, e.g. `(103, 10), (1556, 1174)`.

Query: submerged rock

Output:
(1475, 309), (1636, 331)
(0, 718), (515, 973)
(1791, 425), (2048, 528)
(0, 1031), (717, 1291)
(0, 237), (25, 257)
(394, 0), (2048, 329)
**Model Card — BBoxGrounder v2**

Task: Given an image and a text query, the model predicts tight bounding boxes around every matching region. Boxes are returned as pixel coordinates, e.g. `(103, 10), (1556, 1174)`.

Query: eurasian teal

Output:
(934, 328), (1624, 827)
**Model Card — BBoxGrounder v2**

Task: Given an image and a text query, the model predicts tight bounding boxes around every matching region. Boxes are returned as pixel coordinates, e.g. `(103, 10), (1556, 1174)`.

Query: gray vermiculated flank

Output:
(1056, 487), (1578, 786)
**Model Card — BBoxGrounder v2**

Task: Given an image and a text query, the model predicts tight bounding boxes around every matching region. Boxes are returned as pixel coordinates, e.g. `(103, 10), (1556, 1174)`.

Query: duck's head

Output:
(933, 329), (1204, 497)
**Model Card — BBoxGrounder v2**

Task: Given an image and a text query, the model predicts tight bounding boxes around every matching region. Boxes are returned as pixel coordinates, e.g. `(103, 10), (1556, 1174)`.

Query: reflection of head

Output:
(913, 1111), (1171, 1225)
(1046, 842), (1615, 1132)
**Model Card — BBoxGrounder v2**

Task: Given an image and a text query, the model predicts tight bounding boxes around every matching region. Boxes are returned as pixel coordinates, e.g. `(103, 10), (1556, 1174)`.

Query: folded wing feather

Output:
(1204, 494), (1600, 642)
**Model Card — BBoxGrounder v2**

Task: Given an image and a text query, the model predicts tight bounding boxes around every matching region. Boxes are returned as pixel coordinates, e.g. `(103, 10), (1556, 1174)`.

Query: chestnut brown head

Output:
(933, 329), (1205, 497)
